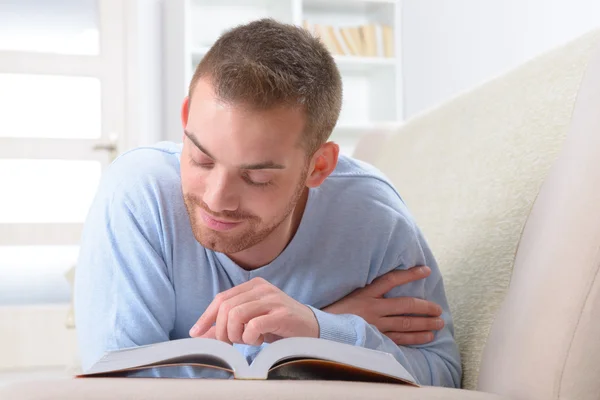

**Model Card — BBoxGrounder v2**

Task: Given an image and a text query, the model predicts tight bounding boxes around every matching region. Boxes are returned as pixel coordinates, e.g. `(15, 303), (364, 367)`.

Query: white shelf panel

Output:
(305, 0), (397, 4)
(334, 55), (395, 71)
(334, 121), (400, 136)
(303, 0), (396, 15)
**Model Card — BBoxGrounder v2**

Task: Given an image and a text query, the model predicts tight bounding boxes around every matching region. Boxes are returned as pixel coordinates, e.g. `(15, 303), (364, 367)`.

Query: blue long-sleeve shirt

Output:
(74, 142), (461, 387)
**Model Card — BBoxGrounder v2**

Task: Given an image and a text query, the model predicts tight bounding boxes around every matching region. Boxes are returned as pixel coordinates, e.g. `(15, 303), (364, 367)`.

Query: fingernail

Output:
(189, 325), (200, 336)
(436, 318), (444, 329)
(419, 266), (430, 275)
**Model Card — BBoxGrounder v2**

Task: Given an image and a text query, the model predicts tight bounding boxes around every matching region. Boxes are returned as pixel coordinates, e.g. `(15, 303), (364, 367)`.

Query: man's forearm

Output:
(308, 306), (461, 387)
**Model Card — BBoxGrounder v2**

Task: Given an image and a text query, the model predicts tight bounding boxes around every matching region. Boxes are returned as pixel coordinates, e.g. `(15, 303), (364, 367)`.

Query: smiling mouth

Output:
(200, 210), (243, 231)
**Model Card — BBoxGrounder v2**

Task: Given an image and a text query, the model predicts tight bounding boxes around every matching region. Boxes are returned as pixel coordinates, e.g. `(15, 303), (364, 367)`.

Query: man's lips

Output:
(200, 211), (243, 232)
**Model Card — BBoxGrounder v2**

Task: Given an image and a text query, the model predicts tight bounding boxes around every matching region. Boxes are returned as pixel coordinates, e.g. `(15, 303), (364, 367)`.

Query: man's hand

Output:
(189, 277), (318, 346)
(323, 266), (444, 346)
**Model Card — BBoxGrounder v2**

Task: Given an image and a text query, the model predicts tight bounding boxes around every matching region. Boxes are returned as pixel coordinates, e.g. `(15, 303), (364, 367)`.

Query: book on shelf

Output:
(306, 23), (344, 56)
(361, 24), (378, 57)
(339, 27), (360, 56)
(302, 21), (394, 58)
(78, 336), (418, 386)
(349, 27), (364, 56)
(382, 25), (394, 58)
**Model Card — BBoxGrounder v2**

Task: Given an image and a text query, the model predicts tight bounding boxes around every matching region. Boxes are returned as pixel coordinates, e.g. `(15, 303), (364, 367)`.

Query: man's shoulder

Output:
(98, 141), (183, 204)
(329, 156), (398, 195)
(318, 155), (416, 232)
(307, 156), (424, 280)
(326, 156), (407, 213)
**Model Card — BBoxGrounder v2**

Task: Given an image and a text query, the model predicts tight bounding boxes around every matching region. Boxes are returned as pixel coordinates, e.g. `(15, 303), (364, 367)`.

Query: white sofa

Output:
(2, 29), (600, 399)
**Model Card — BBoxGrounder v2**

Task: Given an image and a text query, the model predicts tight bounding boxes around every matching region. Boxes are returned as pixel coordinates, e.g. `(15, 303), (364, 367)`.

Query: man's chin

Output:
(193, 227), (248, 254)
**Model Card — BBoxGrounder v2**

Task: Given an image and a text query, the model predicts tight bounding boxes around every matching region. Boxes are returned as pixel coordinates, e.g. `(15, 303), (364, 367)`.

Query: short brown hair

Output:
(188, 18), (342, 154)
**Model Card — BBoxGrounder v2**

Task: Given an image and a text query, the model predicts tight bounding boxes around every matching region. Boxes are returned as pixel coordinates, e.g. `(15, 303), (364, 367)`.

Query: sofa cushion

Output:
(373, 30), (600, 389)
(0, 378), (511, 400)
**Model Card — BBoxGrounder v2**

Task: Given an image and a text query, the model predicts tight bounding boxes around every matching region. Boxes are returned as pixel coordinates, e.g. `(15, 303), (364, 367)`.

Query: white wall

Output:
(401, 0), (600, 119)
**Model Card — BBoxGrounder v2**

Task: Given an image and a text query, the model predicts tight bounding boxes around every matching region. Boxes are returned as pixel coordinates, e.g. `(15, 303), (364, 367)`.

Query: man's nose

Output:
(202, 168), (239, 213)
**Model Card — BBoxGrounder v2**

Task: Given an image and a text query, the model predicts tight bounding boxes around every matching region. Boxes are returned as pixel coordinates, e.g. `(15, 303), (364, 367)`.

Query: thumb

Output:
(364, 266), (431, 297)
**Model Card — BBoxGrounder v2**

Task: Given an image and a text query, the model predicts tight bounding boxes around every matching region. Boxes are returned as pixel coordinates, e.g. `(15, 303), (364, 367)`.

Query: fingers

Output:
(377, 297), (442, 317)
(385, 331), (436, 346)
(364, 266), (431, 297)
(199, 326), (216, 339)
(377, 316), (444, 333)
(242, 314), (281, 346)
(215, 291), (263, 344)
(226, 300), (273, 344)
(190, 278), (265, 337)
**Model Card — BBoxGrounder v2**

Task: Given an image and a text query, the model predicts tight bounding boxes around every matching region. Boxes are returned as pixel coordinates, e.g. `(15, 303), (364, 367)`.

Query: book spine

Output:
(361, 24), (377, 57)
(340, 27), (359, 56)
(329, 26), (352, 55)
(350, 27), (364, 57)
(303, 22), (389, 59)
(327, 26), (346, 55)
(383, 25), (394, 58)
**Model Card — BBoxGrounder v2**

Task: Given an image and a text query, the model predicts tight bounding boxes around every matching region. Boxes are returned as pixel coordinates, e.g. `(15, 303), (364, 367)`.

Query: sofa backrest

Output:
(478, 34), (600, 400)
(358, 30), (600, 390)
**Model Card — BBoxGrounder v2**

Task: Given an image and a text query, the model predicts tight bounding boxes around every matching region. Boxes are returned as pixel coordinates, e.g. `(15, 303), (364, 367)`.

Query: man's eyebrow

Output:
(184, 130), (286, 170)
(184, 130), (215, 159)
(239, 161), (286, 170)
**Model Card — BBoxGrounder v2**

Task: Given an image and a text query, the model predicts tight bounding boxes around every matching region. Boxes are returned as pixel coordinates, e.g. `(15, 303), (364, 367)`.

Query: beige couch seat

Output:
(3, 28), (599, 400)
(0, 378), (509, 400)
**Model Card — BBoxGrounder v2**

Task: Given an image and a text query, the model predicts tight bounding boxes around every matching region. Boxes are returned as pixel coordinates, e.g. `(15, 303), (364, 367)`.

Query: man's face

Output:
(180, 79), (310, 254)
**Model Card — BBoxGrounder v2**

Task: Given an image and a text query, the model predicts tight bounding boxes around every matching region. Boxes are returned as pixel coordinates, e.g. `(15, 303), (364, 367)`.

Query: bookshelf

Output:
(164, 0), (403, 156)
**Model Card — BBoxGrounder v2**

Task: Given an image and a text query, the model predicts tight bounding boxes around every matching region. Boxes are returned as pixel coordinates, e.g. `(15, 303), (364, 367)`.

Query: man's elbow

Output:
(421, 348), (462, 388)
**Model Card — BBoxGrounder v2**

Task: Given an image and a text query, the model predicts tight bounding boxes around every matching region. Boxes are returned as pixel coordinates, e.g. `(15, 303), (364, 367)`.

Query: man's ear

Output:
(306, 142), (339, 188)
(181, 97), (190, 140)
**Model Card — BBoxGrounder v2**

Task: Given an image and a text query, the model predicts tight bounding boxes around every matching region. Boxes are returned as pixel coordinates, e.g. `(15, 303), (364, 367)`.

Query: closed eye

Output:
(242, 173), (273, 187)
(191, 158), (213, 169)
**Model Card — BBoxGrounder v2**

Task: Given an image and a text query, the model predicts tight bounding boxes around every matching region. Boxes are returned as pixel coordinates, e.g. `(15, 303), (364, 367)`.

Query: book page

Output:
(79, 338), (249, 377)
(248, 337), (417, 385)
(267, 359), (416, 385)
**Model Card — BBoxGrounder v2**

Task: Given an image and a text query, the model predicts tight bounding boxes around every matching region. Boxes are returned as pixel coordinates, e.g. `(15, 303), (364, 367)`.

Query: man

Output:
(74, 19), (461, 387)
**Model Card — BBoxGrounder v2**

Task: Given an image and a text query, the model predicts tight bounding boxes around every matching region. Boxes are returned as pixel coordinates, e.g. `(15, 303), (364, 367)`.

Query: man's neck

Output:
(227, 188), (310, 271)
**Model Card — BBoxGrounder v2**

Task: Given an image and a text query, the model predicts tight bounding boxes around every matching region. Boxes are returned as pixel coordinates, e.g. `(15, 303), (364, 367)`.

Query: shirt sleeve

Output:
(74, 155), (177, 373)
(309, 221), (462, 388)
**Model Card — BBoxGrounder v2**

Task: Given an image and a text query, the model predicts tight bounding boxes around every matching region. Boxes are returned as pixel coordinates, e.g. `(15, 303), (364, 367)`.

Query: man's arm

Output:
(188, 225), (461, 386)
(322, 266), (446, 346)
(189, 261), (461, 387)
(74, 158), (176, 372)
(308, 230), (462, 388)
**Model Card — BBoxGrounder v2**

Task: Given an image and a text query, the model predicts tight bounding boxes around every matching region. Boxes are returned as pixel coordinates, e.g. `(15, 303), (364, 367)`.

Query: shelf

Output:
(165, 0), (403, 147)
(303, 0), (396, 14)
(303, 0), (396, 12)
(305, 0), (397, 4)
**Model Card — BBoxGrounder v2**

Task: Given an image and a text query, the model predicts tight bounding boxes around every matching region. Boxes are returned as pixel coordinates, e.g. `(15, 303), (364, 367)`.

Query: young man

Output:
(74, 19), (461, 387)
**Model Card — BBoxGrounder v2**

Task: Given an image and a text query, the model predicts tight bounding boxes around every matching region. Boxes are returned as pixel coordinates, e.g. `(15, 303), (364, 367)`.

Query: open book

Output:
(79, 337), (418, 386)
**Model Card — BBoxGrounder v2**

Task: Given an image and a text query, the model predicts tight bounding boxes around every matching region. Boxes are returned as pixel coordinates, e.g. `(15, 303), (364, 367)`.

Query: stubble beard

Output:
(183, 169), (308, 254)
